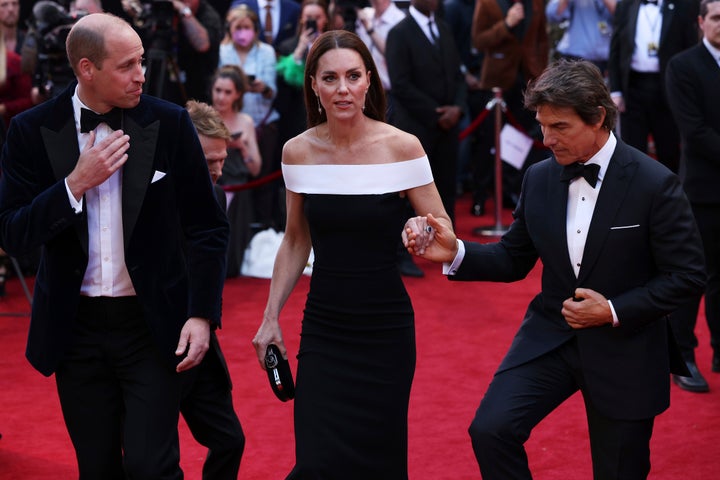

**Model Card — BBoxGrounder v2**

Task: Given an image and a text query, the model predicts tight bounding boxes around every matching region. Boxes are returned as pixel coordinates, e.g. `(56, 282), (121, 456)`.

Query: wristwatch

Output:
(180, 6), (192, 18)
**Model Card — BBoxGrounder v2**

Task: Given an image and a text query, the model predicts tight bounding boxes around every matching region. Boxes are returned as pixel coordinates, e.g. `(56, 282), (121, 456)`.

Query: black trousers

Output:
(621, 71), (681, 173)
(669, 203), (720, 360)
(181, 333), (246, 480)
(55, 296), (182, 480)
(469, 339), (655, 480)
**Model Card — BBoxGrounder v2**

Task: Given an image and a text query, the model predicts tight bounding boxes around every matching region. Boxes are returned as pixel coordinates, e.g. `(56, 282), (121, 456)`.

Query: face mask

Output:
(232, 28), (255, 47)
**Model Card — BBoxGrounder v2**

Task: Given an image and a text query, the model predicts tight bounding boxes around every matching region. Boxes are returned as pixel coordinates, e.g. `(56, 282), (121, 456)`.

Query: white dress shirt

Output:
(355, 2), (405, 91)
(445, 132), (620, 324)
(631, 0), (663, 72)
(67, 88), (136, 297)
(408, 5), (439, 46)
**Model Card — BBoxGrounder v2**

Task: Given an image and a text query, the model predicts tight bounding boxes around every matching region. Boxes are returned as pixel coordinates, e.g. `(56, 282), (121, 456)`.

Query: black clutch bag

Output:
(264, 344), (295, 402)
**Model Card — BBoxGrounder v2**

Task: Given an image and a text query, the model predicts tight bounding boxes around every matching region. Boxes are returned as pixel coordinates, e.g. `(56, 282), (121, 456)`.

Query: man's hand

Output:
(561, 288), (614, 329)
(404, 213), (457, 263)
(436, 105), (462, 131)
(506, 2), (525, 28)
(66, 130), (130, 201)
(175, 317), (211, 372)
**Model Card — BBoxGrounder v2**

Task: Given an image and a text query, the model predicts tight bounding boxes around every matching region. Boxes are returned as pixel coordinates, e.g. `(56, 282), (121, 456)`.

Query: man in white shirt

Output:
(404, 59), (705, 479)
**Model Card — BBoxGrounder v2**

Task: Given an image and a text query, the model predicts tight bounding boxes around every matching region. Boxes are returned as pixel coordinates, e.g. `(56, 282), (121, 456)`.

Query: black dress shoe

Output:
(672, 361), (709, 393)
(712, 355), (720, 373)
(470, 202), (485, 217)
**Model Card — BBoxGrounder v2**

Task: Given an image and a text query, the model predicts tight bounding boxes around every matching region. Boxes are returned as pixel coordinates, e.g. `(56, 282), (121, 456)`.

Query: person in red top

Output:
(0, 24), (31, 130)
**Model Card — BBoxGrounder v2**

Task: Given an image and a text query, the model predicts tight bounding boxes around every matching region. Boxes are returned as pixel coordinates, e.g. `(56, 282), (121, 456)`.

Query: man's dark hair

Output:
(700, 0), (720, 18)
(524, 59), (618, 131)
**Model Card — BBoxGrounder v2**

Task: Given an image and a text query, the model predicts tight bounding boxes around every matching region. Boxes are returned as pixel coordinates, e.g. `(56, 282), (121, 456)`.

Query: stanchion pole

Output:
(474, 87), (510, 237)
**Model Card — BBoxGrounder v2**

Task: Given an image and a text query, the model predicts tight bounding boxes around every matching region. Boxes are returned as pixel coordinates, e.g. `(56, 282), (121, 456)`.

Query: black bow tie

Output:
(80, 107), (123, 133)
(641, 0), (658, 5)
(560, 162), (600, 187)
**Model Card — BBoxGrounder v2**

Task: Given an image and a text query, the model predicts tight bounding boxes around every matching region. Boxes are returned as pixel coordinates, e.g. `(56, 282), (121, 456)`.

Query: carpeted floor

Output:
(1, 195), (717, 479)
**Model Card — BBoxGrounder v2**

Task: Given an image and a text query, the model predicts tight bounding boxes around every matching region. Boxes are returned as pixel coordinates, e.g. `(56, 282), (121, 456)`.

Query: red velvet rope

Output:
(458, 107), (491, 141)
(220, 169), (283, 192)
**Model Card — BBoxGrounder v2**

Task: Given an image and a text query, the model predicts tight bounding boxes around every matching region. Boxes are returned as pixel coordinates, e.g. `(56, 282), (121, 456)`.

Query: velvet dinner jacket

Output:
(608, 0), (699, 97)
(386, 14), (466, 145)
(665, 43), (720, 205)
(451, 140), (705, 420)
(0, 84), (230, 377)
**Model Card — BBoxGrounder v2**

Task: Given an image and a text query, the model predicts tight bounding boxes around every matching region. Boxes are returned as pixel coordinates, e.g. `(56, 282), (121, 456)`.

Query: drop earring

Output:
(316, 94), (322, 114)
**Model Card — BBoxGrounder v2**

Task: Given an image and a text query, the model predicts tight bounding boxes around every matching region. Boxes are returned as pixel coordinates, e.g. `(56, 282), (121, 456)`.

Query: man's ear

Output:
(77, 58), (95, 81)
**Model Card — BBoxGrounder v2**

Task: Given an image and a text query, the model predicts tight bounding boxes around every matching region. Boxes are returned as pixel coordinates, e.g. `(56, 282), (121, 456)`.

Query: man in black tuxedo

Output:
(608, 0), (698, 173)
(0, 13), (229, 479)
(386, 0), (466, 222)
(405, 60), (705, 479)
(185, 100), (246, 479)
(664, 0), (720, 392)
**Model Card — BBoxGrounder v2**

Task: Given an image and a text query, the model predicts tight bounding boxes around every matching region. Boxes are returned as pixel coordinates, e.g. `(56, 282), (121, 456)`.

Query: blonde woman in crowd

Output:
(211, 65), (263, 277)
(219, 4), (281, 229)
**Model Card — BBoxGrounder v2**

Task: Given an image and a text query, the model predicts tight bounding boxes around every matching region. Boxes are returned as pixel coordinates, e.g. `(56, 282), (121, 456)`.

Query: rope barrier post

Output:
(474, 87), (510, 237)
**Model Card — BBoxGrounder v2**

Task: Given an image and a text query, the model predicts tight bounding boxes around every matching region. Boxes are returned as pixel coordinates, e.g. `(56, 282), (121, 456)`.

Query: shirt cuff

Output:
(607, 299), (620, 327)
(443, 239), (465, 275)
(65, 178), (84, 213)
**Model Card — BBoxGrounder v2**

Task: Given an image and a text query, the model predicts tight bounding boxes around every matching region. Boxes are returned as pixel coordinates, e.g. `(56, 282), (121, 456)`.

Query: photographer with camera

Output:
(123, 0), (223, 104)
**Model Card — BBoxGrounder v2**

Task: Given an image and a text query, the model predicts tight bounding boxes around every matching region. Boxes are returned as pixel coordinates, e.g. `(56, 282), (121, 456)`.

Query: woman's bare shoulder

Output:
(378, 123), (426, 162)
(281, 131), (314, 165)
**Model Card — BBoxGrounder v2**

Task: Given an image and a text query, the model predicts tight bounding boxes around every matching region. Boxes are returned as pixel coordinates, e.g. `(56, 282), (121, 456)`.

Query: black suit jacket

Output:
(608, 0), (698, 96)
(452, 140), (705, 420)
(665, 43), (720, 205)
(386, 14), (466, 146)
(0, 84), (230, 376)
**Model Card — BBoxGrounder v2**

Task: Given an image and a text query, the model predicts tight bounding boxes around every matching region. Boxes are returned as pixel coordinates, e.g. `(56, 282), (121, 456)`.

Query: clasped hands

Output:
(402, 213), (457, 263)
(403, 214), (614, 329)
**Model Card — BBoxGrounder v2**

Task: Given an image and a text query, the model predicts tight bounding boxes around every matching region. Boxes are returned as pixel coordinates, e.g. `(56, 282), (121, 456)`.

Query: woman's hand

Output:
(252, 318), (287, 369)
(404, 213), (458, 263)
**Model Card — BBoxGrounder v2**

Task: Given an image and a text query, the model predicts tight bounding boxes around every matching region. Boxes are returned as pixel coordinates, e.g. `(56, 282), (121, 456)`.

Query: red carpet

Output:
(1, 195), (717, 479)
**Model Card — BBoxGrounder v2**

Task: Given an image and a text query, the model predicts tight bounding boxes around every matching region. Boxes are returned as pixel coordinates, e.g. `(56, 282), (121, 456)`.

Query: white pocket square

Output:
(151, 170), (166, 183)
(610, 224), (640, 230)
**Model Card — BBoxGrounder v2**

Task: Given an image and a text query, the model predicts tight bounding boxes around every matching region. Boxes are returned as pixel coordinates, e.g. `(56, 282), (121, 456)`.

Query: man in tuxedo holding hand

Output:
(404, 59), (705, 479)
(0, 13), (228, 479)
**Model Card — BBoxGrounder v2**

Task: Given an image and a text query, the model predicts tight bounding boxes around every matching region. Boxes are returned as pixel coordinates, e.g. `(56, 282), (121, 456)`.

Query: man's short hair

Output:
(524, 59), (618, 131)
(186, 100), (231, 141)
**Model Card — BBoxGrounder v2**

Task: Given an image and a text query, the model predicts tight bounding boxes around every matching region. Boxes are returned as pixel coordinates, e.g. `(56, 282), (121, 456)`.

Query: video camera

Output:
(123, 0), (184, 101)
(21, 1), (84, 98)
(125, 0), (178, 53)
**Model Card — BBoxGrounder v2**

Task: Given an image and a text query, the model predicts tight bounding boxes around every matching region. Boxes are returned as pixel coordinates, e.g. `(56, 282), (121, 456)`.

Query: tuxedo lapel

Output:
(122, 114), (159, 249)
(659, 1), (676, 47)
(628, 1), (641, 51)
(41, 119), (88, 254)
(577, 147), (637, 283)
(548, 162), (575, 277)
(409, 16), (440, 59)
